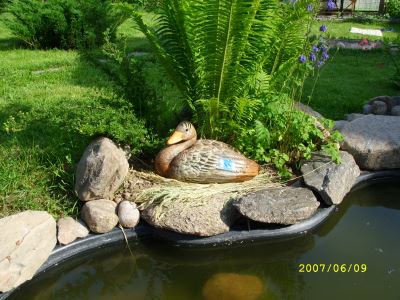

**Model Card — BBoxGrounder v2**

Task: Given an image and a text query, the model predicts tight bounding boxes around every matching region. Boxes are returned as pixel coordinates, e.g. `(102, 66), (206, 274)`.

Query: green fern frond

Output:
(254, 120), (271, 147)
(132, 3), (196, 109)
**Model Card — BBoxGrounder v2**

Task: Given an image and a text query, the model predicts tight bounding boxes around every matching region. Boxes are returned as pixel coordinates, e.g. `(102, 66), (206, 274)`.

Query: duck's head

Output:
(167, 121), (197, 145)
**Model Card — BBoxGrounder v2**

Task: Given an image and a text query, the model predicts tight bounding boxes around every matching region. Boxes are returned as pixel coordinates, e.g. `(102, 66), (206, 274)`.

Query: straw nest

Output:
(114, 167), (283, 212)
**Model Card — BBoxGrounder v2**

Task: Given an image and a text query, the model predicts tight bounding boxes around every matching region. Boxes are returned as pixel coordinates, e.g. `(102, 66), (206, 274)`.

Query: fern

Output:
(254, 120), (271, 147)
(133, 0), (279, 138)
(131, 0), (340, 176)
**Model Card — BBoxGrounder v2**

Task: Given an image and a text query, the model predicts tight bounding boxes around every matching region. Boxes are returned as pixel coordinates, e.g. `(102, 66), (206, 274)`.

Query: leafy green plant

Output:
(97, 28), (186, 135)
(123, 0), (340, 177)
(125, 0), (161, 11)
(0, 0), (6, 12)
(386, 0), (400, 18)
(4, 0), (130, 49)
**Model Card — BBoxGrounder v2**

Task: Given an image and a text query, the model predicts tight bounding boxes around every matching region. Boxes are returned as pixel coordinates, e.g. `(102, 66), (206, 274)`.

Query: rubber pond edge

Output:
(1, 169), (400, 299)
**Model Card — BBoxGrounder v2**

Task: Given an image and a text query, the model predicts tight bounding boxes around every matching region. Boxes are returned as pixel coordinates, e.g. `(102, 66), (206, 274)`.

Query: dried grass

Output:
(114, 167), (283, 212)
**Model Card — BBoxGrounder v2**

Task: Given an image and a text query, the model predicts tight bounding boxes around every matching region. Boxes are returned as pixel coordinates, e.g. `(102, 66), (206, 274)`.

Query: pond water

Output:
(8, 178), (400, 300)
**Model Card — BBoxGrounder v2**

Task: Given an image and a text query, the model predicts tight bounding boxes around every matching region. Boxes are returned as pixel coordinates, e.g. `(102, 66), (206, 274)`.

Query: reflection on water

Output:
(9, 178), (400, 300)
(202, 273), (264, 300)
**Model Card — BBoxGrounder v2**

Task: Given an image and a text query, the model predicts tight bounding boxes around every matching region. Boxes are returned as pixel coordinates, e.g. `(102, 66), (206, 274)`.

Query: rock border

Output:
(1, 170), (399, 300)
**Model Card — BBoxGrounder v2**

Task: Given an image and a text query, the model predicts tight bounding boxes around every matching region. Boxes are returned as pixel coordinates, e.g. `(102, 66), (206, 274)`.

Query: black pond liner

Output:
(1, 169), (400, 299)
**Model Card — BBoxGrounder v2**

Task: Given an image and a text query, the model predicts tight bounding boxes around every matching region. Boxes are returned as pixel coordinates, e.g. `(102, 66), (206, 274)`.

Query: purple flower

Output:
(316, 61), (324, 68)
(320, 25), (327, 32)
(309, 52), (316, 61)
(312, 45), (319, 52)
(299, 55), (307, 63)
(327, 0), (336, 10)
(321, 46), (327, 52)
(322, 51), (329, 60)
(307, 4), (313, 12)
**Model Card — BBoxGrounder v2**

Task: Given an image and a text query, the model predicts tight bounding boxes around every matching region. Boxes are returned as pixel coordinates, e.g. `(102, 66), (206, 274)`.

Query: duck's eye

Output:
(185, 128), (189, 132)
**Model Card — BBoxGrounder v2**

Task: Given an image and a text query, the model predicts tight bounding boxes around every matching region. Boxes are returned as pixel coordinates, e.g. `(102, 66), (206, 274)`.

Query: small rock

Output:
(57, 217), (89, 245)
(118, 201), (140, 228)
(301, 151), (360, 205)
(0, 211), (56, 292)
(234, 187), (319, 225)
(339, 115), (400, 169)
(202, 273), (264, 300)
(346, 113), (365, 122)
(369, 96), (397, 112)
(362, 104), (373, 114)
(391, 105), (400, 116)
(75, 137), (129, 201)
(81, 200), (118, 233)
(371, 101), (387, 115)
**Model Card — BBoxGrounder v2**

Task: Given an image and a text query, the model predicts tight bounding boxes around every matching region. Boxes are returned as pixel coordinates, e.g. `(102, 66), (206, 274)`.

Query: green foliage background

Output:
(386, 0), (400, 18)
(3, 0), (130, 49)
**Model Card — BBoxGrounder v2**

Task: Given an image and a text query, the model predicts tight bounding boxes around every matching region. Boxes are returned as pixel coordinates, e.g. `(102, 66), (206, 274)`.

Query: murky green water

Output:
(9, 178), (400, 300)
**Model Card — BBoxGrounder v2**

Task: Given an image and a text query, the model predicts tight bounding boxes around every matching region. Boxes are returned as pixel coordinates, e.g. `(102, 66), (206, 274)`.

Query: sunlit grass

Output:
(302, 48), (399, 120)
(0, 47), (147, 218)
(312, 19), (400, 42)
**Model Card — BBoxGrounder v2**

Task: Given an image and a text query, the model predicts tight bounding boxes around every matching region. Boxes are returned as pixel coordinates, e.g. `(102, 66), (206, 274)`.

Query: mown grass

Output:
(302, 48), (399, 120)
(116, 14), (155, 52)
(0, 23), (151, 218)
(312, 19), (400, 42)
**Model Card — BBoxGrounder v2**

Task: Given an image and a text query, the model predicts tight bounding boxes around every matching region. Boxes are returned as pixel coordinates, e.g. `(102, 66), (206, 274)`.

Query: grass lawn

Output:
(302, 48), (399, 120)
(117, 13), (155, 52)
(312, 19), (400, 42)
(0, 19), (149, 218)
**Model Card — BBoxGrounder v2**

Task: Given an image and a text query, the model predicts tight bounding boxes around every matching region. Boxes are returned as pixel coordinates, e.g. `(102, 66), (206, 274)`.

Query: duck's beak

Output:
(167, 131), (184, 145)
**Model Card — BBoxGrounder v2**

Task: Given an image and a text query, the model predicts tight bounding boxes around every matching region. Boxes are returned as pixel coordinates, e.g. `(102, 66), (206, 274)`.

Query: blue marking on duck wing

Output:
(218, 158), (235, 172)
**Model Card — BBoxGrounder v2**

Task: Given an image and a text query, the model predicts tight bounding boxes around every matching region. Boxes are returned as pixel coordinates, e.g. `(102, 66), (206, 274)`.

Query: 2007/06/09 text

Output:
(298, 264), (367, 273)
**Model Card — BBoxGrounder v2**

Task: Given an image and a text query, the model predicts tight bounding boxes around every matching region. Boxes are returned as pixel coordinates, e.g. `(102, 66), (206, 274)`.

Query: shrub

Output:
(124, 0), (161, 11)
(0, 0), (6, 12)
(4, 0), (130, 49)
(97, 32), (186, 135)
(386, 0), (400, 18)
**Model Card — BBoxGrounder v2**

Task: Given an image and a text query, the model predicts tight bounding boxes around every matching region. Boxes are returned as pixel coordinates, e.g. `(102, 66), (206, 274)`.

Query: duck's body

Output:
(155, 122), (259, 183)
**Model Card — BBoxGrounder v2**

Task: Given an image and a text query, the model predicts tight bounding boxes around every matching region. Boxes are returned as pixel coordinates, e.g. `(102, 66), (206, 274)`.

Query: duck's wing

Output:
(169, 140), (259, 183)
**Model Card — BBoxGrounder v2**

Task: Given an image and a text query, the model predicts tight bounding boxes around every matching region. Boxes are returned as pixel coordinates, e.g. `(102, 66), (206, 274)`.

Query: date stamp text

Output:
(298, 264), (367, 273)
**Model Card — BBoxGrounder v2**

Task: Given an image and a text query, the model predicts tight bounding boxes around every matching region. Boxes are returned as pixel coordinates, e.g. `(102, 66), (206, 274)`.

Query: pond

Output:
(7, 178), (400, 300)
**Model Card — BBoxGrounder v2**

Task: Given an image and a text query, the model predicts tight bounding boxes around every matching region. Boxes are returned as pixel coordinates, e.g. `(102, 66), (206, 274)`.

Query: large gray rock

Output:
(0, 211), (56, 292)
(118, 201), (140, 228)
(141, 197), (238, 237)
(81, 200), (118, 233)
(301, 151), (360, 205)
(346, 113), (365, 122)
(75, 137), (129, 201)
(339, 115), (400, 170)
(233, 187), (319, 225)
(57, 217), (89, 245)
(333, 120), (349, 131)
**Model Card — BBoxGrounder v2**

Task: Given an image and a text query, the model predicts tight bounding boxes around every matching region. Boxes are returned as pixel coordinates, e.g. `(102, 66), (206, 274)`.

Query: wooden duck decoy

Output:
(155, 121), (259, 183)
